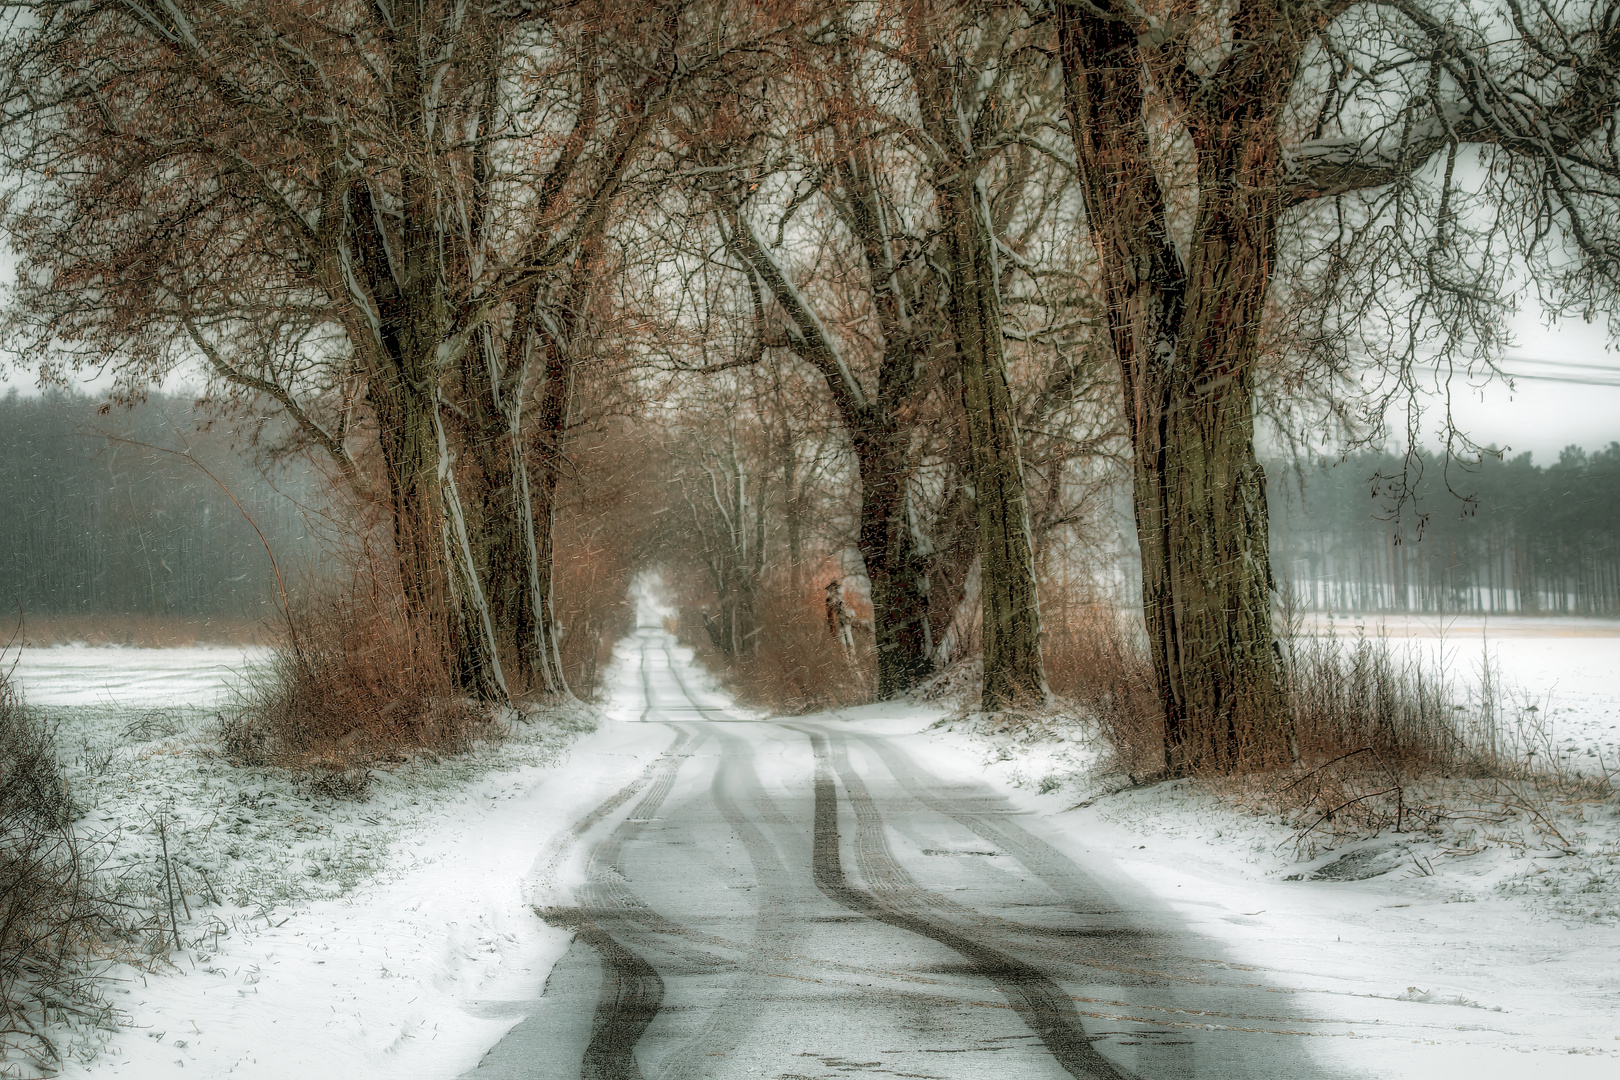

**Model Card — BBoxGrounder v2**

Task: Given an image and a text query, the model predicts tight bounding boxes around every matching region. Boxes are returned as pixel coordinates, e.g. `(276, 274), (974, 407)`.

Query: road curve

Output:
(464, 630), (1341, 1080)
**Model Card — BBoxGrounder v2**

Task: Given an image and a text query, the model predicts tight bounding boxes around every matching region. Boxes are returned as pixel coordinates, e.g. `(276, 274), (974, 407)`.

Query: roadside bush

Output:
(222, 576), (500, 777)
(1, 664), (123, 1072)
(677, 572), (874, 713)
(1040, 598), (1163, 778)
(1280, 625), (1483, 772)
(1041, 586), (1509, 782)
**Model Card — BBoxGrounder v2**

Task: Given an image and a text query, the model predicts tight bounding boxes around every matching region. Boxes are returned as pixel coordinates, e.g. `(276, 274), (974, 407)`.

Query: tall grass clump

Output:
(1035, 586), (1610, 849)
(1, 661), (124, 1072)
(220, 572), (500, 778)
(1280, 625), (1484, 772)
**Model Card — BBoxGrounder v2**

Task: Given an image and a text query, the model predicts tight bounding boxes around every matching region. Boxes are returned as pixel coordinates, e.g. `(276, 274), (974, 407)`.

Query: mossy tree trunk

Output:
(936, 174), (1048, 710)
(1057, 2), (1293, 770)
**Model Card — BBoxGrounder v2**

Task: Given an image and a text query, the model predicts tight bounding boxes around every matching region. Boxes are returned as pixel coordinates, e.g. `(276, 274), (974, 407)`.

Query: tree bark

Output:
(853, 421), (933, 697)
(937, 175), (1047, 710)
(526, 328), (576, 696)
(1057, 3), (1289, 770)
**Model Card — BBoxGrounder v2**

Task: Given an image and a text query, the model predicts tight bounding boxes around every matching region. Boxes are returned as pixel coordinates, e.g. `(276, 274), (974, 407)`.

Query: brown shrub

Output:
(1, 661), (126, 1070)
(1040, 597), (1164, 778)
(553, 527), (637, 700)
(678, 572), (874, 713)
(222, 577), (500, 778)
(1281, 627), (1478, 772)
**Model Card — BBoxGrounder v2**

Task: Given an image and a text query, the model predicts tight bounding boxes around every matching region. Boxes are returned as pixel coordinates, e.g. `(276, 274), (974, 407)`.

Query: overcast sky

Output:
(1439, 308), (1620, 461)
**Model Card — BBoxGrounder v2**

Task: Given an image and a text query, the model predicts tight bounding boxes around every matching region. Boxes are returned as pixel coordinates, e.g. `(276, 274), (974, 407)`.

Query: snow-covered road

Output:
(470, 633), (1336, 1080)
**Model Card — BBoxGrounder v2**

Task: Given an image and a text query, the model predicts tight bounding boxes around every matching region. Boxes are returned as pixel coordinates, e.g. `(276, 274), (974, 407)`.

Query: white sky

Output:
(1435, 309), (1620, 461)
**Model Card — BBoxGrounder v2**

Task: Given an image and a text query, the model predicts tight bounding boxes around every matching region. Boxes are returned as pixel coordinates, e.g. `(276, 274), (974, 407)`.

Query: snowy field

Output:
(11, 645), (267, 708)
(7, 654), (613, 1078)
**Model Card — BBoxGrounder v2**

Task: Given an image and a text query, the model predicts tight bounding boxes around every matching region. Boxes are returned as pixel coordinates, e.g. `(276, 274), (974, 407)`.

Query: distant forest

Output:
(1270, 445), (1620, 617)
(6, 389), (1616, 623)
(1, 391), (320, 620)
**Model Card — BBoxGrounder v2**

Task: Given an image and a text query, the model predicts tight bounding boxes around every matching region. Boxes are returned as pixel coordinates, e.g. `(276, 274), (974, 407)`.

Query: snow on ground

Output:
(11, 609), (1617, 1079)
(826, 703), (1620, 1078)
(1301, 614), (1620, 775)
(9, 652), (666, 1079)
(870, 615), (1620, 1078)
(11, 646), (267, 708)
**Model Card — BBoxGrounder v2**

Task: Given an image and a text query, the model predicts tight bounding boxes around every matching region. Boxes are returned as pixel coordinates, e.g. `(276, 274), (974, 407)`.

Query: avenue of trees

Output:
(4, 0), (1620, 773)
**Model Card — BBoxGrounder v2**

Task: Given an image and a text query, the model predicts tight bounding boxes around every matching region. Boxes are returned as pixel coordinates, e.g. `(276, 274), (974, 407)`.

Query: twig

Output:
(1277, 747), (1373, 794)
(172, 857), (191, 921)
(154, 813), (182, 949)
(198, 868), (222, 907)
(1295, 786), (1402, 844)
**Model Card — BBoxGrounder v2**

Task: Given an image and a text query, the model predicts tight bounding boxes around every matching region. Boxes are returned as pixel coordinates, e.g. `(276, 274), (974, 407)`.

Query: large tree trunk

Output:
(1128, 347), (1284, 771)
(370, 367), (449, 646)
(525, 331), (575, 697)
(1057, 4), (1289, 771)
(938, 176), (1047, 710)
(450, 332), (536, 690)
(349, 205), (510, 702)
(852, 424), (932, 698)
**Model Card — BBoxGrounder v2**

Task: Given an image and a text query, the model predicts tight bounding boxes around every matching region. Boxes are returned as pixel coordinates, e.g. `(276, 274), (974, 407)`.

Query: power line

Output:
(1407, 362), (1620, 388)
(1499, 370), (1620, 387)
(1501, 354), (1620, 375)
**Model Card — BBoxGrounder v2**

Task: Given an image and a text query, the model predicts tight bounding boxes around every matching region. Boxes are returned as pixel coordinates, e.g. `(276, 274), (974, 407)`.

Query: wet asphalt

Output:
(463, 630), (1342, 1080)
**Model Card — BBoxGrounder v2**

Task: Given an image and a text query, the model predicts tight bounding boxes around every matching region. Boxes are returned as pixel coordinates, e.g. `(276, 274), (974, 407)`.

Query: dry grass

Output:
(1042, 591), (1513, 779)
(1, 661), (127, 1072)
(679, 575), (874, 713)
(1041, 600), (1164, 778)
(1261, 624), (1617, 851)
(12, 615), (270, 648)
(219, 579), (501, 784)
(1039, 592), (1613, 853)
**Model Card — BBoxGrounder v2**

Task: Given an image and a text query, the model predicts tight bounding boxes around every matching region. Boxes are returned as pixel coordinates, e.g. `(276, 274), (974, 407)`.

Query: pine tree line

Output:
(1270, 446), (1620, 616)
(0, 391), (319, 619)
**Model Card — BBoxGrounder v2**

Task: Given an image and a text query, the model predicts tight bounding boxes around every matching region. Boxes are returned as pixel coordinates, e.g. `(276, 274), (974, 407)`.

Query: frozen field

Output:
(11, 645), (266, 707)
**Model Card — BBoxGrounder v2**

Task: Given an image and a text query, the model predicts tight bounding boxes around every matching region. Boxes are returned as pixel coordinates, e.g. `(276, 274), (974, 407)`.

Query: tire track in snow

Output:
(796, 726), (1132, 1080)
(536, 638), (716, 1080)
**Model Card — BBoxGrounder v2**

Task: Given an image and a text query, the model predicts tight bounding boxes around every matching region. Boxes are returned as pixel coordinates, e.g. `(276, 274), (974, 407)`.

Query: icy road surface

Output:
(471, 631), (1335, 1080)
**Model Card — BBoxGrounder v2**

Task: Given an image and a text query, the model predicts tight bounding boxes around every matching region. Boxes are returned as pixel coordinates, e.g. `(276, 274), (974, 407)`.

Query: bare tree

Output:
(657, 4), (1074, 706)
(887, 0), (1067, 708)
(1053, 0), (1620, 770)
(671, 413), (772, 659)
(0, 0), (791, 698)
